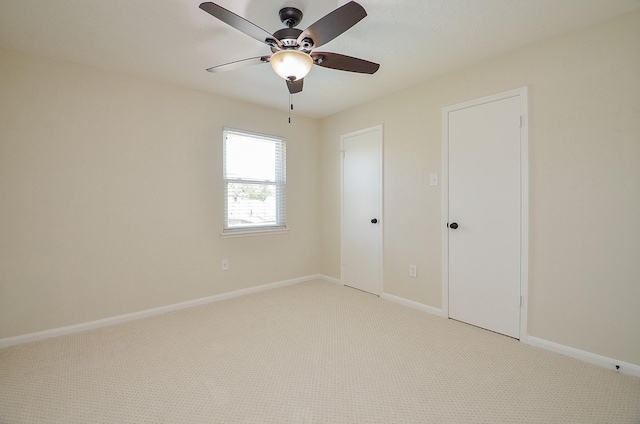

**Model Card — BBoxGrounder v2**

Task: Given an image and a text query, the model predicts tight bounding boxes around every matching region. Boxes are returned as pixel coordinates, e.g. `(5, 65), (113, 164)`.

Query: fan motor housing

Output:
(273, 27), (303, 47)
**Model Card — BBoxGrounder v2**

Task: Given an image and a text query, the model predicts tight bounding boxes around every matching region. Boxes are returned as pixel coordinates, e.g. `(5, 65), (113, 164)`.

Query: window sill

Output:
(221, 227), (289, 239)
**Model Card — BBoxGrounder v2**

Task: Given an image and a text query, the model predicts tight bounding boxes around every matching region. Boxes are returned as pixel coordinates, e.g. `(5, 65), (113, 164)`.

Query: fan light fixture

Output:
(270, 50), (313, 81)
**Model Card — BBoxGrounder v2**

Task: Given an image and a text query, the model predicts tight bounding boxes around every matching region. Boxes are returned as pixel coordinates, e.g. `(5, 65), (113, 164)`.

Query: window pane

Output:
(226, 182), (278, 228)
(224, 133), (279, 182)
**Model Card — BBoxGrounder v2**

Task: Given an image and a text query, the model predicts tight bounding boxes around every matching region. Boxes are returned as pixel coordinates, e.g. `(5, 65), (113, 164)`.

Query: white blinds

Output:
(223, 128), (286, 231)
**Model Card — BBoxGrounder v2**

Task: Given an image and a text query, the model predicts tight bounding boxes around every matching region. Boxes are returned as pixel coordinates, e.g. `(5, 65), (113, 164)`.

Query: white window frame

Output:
(222, 127), (287, 237)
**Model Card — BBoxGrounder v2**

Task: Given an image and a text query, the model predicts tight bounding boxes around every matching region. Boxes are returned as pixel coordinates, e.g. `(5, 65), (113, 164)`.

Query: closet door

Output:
(445, 91), (526, 339)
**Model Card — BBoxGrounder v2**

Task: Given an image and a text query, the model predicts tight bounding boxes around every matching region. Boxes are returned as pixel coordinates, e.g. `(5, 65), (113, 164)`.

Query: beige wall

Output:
(0, 47), (321, 338)
(320, 10), (640, 365)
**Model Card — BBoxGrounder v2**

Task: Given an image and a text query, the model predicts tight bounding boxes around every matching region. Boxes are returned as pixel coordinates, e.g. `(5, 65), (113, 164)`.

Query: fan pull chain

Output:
(288, 91), (293, 124)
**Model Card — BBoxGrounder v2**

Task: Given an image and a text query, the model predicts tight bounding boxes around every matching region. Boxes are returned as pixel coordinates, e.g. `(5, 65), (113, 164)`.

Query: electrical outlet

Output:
(221, 259), (229, 271)
(409, 265), (417, 278)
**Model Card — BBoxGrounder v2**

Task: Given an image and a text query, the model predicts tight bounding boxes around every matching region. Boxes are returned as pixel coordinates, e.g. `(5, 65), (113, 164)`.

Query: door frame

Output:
(340, 124), (384, 295)
(441, 87), (529, 342)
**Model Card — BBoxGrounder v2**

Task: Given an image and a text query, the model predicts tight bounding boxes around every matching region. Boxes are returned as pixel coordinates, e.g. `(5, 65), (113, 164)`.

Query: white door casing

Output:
(341, 125), (383, 295)
(442, 88), (529, 340)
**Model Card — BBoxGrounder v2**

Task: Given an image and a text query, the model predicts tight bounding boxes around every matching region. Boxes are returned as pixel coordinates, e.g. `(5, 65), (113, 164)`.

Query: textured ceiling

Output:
(1, 0), (639, 118)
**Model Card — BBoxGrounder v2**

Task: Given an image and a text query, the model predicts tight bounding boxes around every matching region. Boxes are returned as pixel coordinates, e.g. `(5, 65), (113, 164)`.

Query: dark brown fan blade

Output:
(199, 2), (280, 47)
(296, 1), (366, 49)
(311, 52), (379, 74)
(286, 78), (304, 94)
(206, 56), (270, 73)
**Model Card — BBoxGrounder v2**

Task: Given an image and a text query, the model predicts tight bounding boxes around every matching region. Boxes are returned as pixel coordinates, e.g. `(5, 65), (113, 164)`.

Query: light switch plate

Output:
(430, 173), (439, 186)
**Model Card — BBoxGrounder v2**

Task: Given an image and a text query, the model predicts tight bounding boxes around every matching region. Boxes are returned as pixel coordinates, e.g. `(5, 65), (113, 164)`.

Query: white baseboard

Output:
(5, 277), (637, 379)
(527, 336), (640, 377)
(379, 292), (640, 377)
(0, 274), (332, 349)
(381, 292), (445, 317)
(321, 275), (342, 286)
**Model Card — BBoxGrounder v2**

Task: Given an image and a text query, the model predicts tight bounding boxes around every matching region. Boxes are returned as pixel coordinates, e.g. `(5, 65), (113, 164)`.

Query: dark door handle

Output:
(449, 222), (458, 229)
(371, 218), (378, 224)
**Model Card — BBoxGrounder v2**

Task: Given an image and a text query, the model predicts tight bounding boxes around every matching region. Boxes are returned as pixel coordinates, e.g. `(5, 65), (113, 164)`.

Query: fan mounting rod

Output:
(279, 7), (303, 28)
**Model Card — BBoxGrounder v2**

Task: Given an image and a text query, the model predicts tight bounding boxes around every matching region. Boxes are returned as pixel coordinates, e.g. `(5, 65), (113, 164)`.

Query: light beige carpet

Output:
(1, 280), (639, 423)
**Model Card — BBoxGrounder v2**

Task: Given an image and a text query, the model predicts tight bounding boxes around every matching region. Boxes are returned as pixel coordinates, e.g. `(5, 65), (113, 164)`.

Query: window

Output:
(223, 128), (286, 234)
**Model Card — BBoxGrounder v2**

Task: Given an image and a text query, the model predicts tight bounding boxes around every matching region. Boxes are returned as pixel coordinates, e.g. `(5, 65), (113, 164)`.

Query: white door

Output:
(444, 89), (527, 339)
(341, 125), (383, 295)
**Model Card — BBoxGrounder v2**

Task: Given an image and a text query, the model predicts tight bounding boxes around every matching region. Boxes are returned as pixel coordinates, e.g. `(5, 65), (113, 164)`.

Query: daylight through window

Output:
(223, 128), (286, 233)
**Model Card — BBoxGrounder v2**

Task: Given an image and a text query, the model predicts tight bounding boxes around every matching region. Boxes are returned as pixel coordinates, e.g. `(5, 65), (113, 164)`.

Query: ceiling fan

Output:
(199, 1), (380, 95)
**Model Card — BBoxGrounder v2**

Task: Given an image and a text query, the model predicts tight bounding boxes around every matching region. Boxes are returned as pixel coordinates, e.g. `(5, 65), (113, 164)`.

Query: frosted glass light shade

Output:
(270, 50), (313, 81)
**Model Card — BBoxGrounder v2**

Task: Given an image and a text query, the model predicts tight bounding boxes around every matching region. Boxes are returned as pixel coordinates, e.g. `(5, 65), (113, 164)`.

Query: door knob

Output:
(371, 218), (378, 224)
(449, 222), (458, 229)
